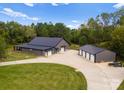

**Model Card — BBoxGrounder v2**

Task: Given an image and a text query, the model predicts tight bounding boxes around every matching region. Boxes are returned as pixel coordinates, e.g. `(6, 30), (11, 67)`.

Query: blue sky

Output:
(0, 3), (123, 28)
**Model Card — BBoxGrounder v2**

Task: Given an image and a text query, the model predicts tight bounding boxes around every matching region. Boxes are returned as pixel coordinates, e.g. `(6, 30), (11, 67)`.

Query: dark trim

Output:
(89, 53), (91, 60)
(94, 54), (96, 63)
(17, 46), (53, 51)
(62, 38), (71, 45)
(80, 49), (104, 55)
(85, 51), (86, 58)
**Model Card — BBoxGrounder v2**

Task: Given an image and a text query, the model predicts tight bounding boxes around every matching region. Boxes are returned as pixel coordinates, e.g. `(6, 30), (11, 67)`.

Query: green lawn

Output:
(0, 63), (87, 90)
(0, 48), (37, 62)
(118, 80), (124, 90)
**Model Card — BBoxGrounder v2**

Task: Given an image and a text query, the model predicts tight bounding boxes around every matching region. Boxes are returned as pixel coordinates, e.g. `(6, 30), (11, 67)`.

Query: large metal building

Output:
(14, 37), (70, 56)
(79, 45), (116, 62)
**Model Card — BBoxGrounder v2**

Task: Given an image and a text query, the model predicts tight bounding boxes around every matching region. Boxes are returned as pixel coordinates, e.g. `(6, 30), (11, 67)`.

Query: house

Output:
(14, 37), (70, 56)
(79, 44), (116, 62)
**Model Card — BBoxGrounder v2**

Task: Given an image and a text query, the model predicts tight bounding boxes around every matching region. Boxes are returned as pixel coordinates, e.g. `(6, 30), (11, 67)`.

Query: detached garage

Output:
(79, 45), (116, 63)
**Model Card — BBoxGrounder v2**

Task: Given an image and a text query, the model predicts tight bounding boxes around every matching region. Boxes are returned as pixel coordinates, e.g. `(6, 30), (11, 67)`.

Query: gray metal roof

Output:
(16, 37), (64, 50)
(16, 43), (51, 50)
(80, 44), (105, 54)
(29, 37), (63, 47)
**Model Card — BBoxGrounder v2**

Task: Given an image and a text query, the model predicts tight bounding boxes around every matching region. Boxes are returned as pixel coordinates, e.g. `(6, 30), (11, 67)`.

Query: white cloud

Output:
(0, 8), (39, 21)
(51, 3), (58, 6)
(67, 24), (80, 29)
(51, 3), (69, 6)
(72, 20), (79, 23)
(113, 3), (124, 9)
(64, 3), (69, 5)
(24, 3), (34, 7)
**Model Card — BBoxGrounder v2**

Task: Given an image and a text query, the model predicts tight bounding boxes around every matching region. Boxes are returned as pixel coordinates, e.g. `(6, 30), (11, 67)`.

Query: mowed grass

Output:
(0, 63), (87, 90)
(118, 80), (124, 90)
(0, 48), (37, 62)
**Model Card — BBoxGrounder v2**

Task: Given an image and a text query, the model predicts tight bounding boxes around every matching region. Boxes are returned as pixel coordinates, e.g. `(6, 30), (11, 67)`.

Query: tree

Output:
(0, 37), (7, 58)
(111, 26), (124, 57)
(119, 16), (124, 25)
(87, 18), (98, 30)
(100, 13), (110, 26)
(6, 21), (24, 44)
(23, 26), (36, 42)
(35, 22), (49, 37)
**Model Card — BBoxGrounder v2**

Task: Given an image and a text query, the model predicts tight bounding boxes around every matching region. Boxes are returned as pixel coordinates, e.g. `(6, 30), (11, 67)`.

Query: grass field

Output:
(118, 80), (124, 90)
(0, 48), (37, 62)
(0, 63), (87, 90)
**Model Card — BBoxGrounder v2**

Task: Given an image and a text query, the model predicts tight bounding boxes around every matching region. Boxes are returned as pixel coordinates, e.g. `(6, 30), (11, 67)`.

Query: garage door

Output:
(83, 51), (85, 57)
(90, 54), (95, 62)
(79, 50), (82, 55)
(86, 52), (90, 60)
(47, 50), (52, 56)
(60, 47), (65, 52)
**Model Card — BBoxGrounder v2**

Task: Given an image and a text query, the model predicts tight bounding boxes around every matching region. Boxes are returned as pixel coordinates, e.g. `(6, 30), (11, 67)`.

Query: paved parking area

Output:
(0, 50), (124, 90)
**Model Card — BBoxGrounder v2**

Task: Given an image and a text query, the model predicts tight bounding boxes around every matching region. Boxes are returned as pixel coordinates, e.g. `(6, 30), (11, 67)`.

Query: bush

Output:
(96, 41), (112, 49)
(69, 44), (80, 50)
(0, 37), (7, 58)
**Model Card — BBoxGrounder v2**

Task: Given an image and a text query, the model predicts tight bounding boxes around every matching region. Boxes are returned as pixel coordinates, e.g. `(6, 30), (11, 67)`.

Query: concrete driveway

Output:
(0, 50), (124, 90)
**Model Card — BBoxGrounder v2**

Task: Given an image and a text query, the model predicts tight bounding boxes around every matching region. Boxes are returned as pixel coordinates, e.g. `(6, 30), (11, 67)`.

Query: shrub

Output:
(0, 37), (7, 58)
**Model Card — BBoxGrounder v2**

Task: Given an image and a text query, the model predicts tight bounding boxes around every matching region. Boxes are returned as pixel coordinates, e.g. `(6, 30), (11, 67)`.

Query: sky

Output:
(0, 3), (123, 29)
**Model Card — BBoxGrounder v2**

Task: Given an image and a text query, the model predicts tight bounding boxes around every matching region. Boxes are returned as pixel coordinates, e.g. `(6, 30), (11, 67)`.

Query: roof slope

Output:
(80, 45), (105, 54)
(16, 37), (64, 50)
(29, 37), (63, 47)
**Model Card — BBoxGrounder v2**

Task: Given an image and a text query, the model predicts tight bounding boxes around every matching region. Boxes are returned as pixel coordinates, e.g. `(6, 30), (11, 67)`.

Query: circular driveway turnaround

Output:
(0, 50), (124, 90)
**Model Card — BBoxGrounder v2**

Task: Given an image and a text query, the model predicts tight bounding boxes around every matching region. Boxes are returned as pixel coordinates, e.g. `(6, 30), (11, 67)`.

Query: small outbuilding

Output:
(14, 37), (70, 56)
(79, 44), (116, 62)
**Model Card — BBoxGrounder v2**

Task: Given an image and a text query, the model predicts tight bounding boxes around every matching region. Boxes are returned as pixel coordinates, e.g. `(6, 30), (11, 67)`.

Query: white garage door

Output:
(60, 47), (65, 52)
(79, 50), (82, 55)
(47, 50), (52, 56)
(83, 51), (85, 57)
(86, 52), (90, 60)
(44, 52), (48, 56)
(90, 54), (95, 62)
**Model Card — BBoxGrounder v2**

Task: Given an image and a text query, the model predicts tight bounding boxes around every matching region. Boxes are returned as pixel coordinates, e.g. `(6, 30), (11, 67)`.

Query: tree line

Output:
(0, 8), (124, 60)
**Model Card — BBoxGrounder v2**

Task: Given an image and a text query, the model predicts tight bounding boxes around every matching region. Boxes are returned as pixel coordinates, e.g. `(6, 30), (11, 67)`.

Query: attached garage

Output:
(79, 45), (116, 63)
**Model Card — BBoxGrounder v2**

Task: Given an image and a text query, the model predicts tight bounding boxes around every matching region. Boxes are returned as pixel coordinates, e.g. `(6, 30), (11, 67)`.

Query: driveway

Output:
(0, 50), (124, 90)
